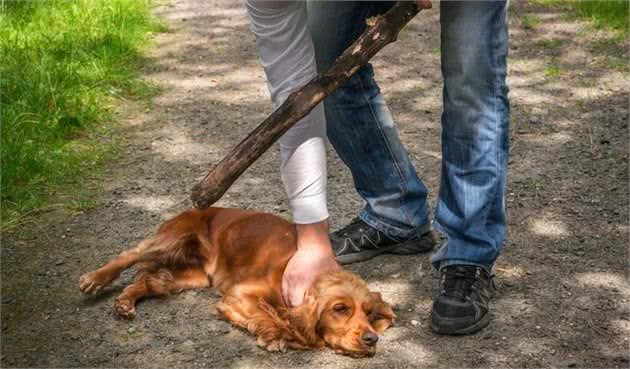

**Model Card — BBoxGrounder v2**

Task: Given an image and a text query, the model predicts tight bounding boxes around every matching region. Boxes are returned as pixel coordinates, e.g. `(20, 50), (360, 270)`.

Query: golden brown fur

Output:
(79, 207), (395, 356)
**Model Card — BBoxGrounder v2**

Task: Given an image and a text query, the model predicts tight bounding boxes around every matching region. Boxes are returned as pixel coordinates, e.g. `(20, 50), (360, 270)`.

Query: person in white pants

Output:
(245, 0), (339, 307)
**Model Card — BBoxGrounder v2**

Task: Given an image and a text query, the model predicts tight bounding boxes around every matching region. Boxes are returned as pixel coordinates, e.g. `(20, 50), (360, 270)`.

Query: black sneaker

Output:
(330, 217), (436, 265)
(431, 265), (495, 335)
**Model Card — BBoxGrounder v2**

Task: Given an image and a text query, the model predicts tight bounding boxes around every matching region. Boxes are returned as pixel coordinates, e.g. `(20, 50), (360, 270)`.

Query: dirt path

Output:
(2, 1), (628, 368)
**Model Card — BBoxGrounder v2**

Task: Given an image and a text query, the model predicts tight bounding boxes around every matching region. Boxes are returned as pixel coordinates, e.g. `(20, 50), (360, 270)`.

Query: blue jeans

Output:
(308, 1), (510, 271)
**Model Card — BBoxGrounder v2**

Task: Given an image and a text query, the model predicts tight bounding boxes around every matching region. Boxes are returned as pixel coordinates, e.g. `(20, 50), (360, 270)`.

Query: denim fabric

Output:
(307, 1), (510, 269)
(308, 1), (430, 240)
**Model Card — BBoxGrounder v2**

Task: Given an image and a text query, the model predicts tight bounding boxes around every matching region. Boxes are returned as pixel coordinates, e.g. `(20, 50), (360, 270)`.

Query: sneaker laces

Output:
(441, 266), (480, 302)
(337, 217), (367, 237)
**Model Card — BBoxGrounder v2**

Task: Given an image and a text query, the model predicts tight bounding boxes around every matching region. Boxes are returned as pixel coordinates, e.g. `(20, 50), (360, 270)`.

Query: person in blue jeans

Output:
(308, 0), (510, 335)
(246, 0), (509, 335)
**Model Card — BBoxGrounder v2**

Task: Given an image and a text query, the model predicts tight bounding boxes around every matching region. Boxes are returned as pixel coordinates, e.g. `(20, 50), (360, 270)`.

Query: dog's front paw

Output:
(257, 336), (287, 352)
(114, 297), (136, 320)
(79, 270), (113, 295)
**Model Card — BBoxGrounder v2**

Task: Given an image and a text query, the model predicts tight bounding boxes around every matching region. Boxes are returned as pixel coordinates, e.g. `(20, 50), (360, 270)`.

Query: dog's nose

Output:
(361, 331), (379, 346)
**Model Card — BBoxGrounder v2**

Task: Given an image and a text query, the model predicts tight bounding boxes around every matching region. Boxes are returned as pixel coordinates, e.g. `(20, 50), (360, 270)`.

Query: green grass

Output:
(522, 14), (542, 29)
(533, 0), (629, 37)
(573, 0), (629, 36)
(0, 0), (165, 229)
(543, 63), (562, 77)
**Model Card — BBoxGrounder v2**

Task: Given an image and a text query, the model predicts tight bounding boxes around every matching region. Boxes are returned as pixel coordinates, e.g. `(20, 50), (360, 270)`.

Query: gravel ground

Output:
(2, 1), (628, 368)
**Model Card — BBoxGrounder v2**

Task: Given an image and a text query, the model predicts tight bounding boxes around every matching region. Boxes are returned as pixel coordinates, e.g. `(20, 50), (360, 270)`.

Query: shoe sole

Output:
(335, 231), (436, 265)
(430, 312), (491, 336)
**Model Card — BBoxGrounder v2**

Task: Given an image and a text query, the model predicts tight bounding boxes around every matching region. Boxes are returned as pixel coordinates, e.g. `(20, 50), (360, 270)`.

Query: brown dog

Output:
(79, 207), (395, 357)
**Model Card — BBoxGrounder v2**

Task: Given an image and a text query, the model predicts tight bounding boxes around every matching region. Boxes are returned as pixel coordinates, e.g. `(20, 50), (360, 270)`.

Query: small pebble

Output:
(127, 327), (136, 334)
(535, 325), (541, 330)
(411, 320), (419, 326)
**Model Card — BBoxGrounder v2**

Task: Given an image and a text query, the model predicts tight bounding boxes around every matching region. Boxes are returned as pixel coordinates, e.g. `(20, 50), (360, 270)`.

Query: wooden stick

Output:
(191, 1), (421, 208)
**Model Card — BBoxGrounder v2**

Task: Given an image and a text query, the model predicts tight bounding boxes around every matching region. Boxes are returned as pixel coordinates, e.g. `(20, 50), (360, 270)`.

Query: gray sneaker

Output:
(330, 218), (436, 265)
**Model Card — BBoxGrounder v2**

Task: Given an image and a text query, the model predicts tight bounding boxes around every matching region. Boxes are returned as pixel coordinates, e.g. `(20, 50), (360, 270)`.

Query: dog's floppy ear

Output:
(253, 292), (324, 352)
(369, 291), (396, 334)
(283, 286), (325, 349)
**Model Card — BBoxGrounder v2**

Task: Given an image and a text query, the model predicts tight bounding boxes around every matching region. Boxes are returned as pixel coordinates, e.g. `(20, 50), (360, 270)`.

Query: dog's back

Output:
(167, 207), (298, 296)
(80, 207), (298, 317)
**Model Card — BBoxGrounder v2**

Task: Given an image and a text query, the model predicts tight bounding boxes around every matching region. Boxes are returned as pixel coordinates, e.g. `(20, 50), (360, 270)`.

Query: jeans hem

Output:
(432, 258), (494, 276)
(359, 209), (430, 239)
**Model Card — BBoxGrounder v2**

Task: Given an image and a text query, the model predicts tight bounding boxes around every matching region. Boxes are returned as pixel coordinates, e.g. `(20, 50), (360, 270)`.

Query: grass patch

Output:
(536, 38), (563, 49)
(0, 0), (165, 229)
(573, 0), (629, 36)
(533, 0), (628, 37)
(522, 14), (542, 29)
(544, 63), (562, 77)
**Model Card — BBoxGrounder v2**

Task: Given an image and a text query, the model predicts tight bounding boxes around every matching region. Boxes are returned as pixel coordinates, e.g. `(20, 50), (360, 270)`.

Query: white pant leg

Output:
(246, 0), (328, 224)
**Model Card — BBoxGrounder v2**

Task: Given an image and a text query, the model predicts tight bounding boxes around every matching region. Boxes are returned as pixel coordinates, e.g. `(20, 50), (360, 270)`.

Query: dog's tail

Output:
(139, 209), (213, 267)
(138, 231), (206, 267)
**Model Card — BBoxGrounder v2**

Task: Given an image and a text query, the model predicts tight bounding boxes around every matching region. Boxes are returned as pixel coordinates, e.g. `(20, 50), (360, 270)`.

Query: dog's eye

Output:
(333, 303), (349, 313)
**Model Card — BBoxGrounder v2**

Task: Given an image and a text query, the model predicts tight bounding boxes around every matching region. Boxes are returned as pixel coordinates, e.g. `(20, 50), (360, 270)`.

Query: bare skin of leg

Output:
(79, 239), (154, 294)
(282, 220), (340, 307)
(114, 267), (210, 319)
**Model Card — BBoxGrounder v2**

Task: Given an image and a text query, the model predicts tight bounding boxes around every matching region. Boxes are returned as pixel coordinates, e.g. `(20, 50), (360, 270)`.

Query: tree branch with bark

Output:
(191, 1), (422, 208)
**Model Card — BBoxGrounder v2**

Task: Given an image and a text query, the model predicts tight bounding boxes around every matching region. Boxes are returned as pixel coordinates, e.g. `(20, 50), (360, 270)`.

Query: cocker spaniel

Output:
(79, 207), (395, 357)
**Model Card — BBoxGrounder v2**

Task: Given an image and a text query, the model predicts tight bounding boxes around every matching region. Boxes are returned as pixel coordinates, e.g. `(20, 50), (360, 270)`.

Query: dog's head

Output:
(289, 270), (395, 357)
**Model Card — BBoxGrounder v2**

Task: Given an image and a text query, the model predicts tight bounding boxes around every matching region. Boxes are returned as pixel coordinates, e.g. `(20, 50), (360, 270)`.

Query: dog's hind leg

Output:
(114, 266), (210, 319)
(80, 228), (205, 295)
(79, 238), (157, 295)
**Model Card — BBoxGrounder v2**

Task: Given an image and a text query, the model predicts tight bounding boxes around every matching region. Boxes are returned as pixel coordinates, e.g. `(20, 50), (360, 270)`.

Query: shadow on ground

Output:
(1, 0), (628, 368)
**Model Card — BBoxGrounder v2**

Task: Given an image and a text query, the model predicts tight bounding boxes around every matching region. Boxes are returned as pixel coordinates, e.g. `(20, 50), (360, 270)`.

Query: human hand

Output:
(282, 221), (340, 307)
